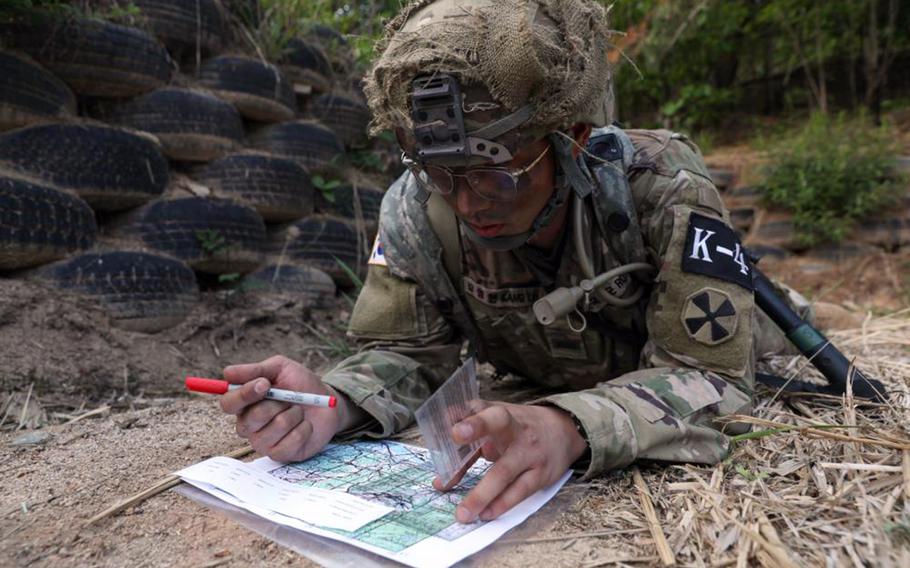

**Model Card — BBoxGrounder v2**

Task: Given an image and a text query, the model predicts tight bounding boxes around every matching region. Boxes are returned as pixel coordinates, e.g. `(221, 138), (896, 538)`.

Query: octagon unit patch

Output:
(681, 288), (738, 346)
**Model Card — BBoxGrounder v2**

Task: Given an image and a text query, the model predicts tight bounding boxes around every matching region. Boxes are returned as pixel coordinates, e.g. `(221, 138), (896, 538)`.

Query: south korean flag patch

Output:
(368, 233), (387, 267)
(681, 212), (753, 291)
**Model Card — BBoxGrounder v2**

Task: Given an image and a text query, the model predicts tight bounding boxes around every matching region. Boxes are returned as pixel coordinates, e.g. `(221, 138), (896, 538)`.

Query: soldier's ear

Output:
(568, 123), (593, 158)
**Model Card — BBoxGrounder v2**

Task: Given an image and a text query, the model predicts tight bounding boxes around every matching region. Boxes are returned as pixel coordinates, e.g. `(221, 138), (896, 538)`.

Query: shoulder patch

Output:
(681, 288), (738, 345)
(368, 233), (387, 267)
(681, 212), (753, 290)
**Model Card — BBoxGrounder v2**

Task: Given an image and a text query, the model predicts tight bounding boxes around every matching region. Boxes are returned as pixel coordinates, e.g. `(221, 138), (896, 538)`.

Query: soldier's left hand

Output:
(433, 401), (588, 523)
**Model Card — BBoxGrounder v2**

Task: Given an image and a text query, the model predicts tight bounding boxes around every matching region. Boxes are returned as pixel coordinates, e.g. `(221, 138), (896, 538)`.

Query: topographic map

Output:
(267, 441), (488, 552)
(178, 440), (569, 568)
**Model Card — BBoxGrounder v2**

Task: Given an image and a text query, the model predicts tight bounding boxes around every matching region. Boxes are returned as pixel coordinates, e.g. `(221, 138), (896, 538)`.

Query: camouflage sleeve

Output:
(321, 263), (463, 438)
(545, 130), (754, 478)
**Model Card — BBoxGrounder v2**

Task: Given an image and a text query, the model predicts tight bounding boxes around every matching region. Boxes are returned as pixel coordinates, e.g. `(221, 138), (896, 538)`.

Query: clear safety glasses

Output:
(401, 144), (550, 203)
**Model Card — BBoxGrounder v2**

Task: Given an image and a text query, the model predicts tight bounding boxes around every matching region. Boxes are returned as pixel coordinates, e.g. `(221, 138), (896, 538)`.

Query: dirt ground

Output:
(2, 238), (910, 567)
(0, 276), (618, 568)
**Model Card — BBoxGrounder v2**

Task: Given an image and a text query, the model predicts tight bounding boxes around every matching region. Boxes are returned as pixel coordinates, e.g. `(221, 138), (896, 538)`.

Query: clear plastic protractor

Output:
(415, 357), (482, 486)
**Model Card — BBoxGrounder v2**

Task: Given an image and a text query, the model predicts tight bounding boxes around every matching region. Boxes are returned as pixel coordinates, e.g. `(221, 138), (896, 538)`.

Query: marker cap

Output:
(186, 376), (229, 395)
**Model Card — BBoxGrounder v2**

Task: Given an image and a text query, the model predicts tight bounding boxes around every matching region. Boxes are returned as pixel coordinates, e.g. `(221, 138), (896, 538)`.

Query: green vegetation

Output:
(0, 0), (67, 12)
(761, 112), (904, 247)
(733, 463), (769, 482)
(247, 1), (907, 137)
(609, 0), (909, 131)
(196, 228), (231, 256)
(85, 2), (140, 22)
(0, 0), (139, 21)
(241, 0), (399, 66)
(885, 514), (910, 548)
(311, 175), (341, 203)
(0, 0), (71, 21)
(218, 272), (241, 284)
(334, 258), (364, 293)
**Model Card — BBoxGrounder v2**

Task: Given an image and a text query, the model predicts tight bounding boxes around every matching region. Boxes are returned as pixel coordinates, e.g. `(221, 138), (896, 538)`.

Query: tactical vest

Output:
(379, 125), (648, 362)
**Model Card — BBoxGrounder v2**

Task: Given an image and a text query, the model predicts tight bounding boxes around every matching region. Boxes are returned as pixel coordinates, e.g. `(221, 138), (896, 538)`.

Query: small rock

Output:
(115, 417), (139, 429)
(11, 431), (53, 446)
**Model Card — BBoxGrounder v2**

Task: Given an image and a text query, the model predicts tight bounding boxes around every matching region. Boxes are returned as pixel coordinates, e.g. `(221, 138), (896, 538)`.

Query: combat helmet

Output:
(365, 0), (615, 249)
(366, 0), (614, 148)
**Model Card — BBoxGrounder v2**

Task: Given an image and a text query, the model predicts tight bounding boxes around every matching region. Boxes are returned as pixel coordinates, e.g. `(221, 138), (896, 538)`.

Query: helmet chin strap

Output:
(459, 132), (592, 251)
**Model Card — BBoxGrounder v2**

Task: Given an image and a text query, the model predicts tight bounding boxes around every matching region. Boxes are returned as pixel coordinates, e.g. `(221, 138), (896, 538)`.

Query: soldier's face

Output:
(439, 137), (556, 239)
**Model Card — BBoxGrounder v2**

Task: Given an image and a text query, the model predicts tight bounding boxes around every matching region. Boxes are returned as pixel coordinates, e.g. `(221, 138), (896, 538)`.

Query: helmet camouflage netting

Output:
(364, 0), (614, 138)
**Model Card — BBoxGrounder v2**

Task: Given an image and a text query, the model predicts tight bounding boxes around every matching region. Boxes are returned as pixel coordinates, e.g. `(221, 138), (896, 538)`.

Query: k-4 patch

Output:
(368, 233), (387, 266)
(681, 212), (753, 291)
(681, 288), (738, 345)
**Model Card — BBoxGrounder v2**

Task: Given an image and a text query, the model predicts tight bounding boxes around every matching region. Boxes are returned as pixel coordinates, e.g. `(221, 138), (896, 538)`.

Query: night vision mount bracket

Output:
(409, 74), (518, 166)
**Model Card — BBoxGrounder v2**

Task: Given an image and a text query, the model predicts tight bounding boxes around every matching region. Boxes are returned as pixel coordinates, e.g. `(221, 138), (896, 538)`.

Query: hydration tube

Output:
(533, 193), (654, 325)
(533, 194), (888, 401)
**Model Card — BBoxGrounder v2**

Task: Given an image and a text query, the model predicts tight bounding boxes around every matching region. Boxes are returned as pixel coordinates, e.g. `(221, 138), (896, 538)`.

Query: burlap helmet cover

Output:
(364, 0), (614, 139)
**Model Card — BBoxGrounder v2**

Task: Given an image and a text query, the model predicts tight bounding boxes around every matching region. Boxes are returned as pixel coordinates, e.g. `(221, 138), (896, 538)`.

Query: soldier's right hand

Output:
(219, 355), (363, 463)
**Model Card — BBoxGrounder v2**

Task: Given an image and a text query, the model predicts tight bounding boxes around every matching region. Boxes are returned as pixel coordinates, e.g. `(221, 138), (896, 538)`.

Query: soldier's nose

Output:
(453, 180), (491, 217)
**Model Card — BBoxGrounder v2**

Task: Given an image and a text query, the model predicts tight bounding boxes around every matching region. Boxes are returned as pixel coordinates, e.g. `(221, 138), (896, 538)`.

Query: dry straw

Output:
(556, 311), (910, 566)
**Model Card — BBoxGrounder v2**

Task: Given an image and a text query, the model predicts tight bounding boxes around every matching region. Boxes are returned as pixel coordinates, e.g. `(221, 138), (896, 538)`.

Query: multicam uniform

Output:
(322, 128), (757, 478)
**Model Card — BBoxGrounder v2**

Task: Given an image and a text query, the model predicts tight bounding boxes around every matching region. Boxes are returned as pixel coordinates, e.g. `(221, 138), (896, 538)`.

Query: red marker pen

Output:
(185, 377), (337, 408)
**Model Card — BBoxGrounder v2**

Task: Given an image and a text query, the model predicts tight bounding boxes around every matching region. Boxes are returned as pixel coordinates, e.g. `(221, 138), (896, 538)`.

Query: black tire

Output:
(193, 152), (313, 223)
(315, 183), (383, 226)
(307, 93), (370, 149)
(804, 242), (880, 262)
(110, 196), (266, 274)
(0, 123), (169, 211)
(308, 24), (347, 47)
(197, 55), (295, 122)
(133, 0), (225, 57)
(727, 185), (765, 198)
(109, 87), (244, 162)
(745, 244), (789, 261)
(746, 211), (799, 251)
(728, 207), (755, 233)
(306, 24), (353, 76)
(724, 185), (764, 210)
(281, 38), (332, 95)
(0, 51), (76, 131)
(851, 210), (910, 251)
(896, 156), (910, 175)
(271, 215), (363, 288)
(34, 250), (199, 333)
(242, 263), (335, 306)
(0, 171), (97, 269)
(1, 13), (174, 98)
(283, 38), (332, 78)
(708, 168), (736, 191)
(222, 0), (260, 28)
(250, 121), (344, 175)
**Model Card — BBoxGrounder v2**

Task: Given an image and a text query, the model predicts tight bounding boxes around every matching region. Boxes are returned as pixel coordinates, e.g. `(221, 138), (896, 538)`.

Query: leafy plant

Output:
(885, 514), (910, 548)
(0, 1), (140, 26)
(334, 258), (364, 292)
(218, 272), (241, 284)
(0, 0), (74, 21)
(760, 112), (904, 247)
(734, 463), (769, 482)
(86, 2), (140, 22)
(196, 229), (230, 256)
(312, 175), (341, 203)
(607, 0), (910, 129)
(348, 150), (385, 173)
(302, 321), (355, 359)
(240, 0), (400, 68)
(659, 84), (734, 132)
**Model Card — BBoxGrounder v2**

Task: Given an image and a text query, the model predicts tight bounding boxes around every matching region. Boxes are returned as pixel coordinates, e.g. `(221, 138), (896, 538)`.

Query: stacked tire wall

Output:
(709, 165), (910, 269)
(0, 1), (395, 333)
